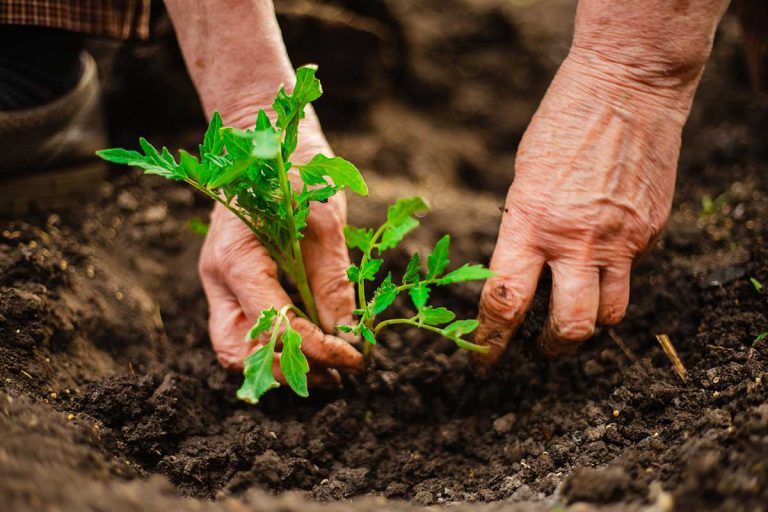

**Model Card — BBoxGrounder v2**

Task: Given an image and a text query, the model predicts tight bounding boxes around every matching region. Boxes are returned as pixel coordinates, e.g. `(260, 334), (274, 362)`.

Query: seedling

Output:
(97, 65), (491, 404)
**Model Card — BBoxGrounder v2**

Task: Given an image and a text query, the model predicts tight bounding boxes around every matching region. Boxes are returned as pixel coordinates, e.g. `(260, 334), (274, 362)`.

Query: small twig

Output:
(655, 334), (688, 383)
(608, 328), (638, 363)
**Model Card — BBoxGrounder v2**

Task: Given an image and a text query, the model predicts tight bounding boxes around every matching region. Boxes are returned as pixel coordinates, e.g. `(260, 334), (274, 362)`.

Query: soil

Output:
(2, 1), (768, 511)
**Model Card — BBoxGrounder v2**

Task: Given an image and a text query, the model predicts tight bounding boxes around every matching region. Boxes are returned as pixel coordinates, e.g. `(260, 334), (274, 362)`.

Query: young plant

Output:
(341, 198), (493, 359)
(97, 64), (491, 404)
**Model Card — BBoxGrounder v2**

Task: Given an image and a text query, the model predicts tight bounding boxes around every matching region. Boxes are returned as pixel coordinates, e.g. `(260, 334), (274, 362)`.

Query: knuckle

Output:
(480, 278), (527, 323)
(307, 208), (344, 239)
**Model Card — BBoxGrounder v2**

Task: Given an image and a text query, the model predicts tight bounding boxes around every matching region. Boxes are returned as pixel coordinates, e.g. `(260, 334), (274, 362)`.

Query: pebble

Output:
(492, 412), (517, 434)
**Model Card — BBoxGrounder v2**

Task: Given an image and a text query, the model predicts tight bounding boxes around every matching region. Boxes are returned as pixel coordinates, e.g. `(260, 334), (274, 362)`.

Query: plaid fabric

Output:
(0, 0), (150, 39)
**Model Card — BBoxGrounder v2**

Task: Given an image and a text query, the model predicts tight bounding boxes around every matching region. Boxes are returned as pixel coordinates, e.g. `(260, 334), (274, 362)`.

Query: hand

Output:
(199, 126), (363, 386)
(474, 48), (700, 364)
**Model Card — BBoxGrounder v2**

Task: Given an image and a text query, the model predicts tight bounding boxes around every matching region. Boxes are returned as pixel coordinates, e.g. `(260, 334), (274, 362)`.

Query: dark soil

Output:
(2, 1), (767, 511)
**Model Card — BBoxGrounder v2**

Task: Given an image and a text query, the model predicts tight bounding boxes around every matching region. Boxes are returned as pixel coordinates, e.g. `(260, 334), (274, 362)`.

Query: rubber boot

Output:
(0, 51), (108, 216)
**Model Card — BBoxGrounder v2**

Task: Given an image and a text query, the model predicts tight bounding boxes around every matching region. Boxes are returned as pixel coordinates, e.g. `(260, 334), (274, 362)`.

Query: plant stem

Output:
(184, 178), (289, 270)
(275, 151), (319, 326)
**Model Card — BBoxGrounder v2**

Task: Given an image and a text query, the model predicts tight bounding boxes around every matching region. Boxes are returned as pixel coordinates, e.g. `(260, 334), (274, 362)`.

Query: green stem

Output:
(185, 179), (290, 270)
(373, 318), (489, 353)
(275, 151), (320, 326)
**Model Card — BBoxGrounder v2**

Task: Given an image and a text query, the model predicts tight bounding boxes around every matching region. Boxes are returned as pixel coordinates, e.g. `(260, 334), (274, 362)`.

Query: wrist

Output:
(560, 47), (700, 121)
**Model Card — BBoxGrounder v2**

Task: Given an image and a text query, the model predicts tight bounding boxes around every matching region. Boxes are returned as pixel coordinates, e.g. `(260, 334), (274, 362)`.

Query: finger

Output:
(221, 238), (293, 322)
(204, 276), (253, 371)
(597, 262), (631, 326)
(302, 196), (357, 335)
(292, 317), (364, 374)
(474, 241), (545, 369)
(272, 354), (342, 389)
(538, 262), (600, 357)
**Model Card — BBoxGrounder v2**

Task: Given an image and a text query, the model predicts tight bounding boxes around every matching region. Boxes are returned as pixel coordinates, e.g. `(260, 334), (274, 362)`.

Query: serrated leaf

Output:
(386, 197), (430, 225)
(220, 127), (280, 160)
(237, 342), (279, 404)
(360, 325), (376, 345)
(207, 159), (252, 189)
(202, 111), (224, 156)
(371, 273), (397, 314)
(409, 283), (430, 309)
(360, 259), (383, 281)
(293, 64), (323, 104)
(255, 109), (272, 130)
(427, 235), (450, 278)
(294, 207), (310, 236)
(344, 226), (374, 251)
(96, 145), (182, 180)
(245, 307), (278, 341)
(403, 253), (420, 284)
(419, 306), (455, 326)
(295, 185), (339, 205)
(443, 319), (479, 337)
(279, 325), (309, 397)
(346, 264), (360, 282)
(274, 65), (323, 160)
(379, 197), (430, 251)
(179, 149), (202, 183)
(380, 216), (418, 251)
(296, 155), (368, 196)
(437, 264), (495, 284)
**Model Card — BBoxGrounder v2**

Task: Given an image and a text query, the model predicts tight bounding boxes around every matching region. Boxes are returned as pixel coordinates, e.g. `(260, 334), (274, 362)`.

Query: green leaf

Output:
(371, 273), (397, 314)
(201, 111), (224, 156)
(293, 64), (323, 104)
(295, 185), (339, 205)
(296, 155), (368, 196)
(245, 307), (278, 341)
(409, 283), (430, 309)
(293, 205), (310, 236)
(379, 197), (430, 250)
(274, 65), (323, 159)
(386, 196), (430, 226)
(380, 217), (418, 251)
(337, 324), (356, 333)
(427, 235), (451, 278)
(279, 325), (309, 397)
(187, 217), (209, 236)
(207, 158), (252, 189)
(237, 342), (279, 404)
(750, 277), (764, 294)
(220, 127), (280, 160)
(360, 324), (376, 345)
(360, 259), (383, 281)
(419, 306), (455, 326)
(344, 226), (374, 251)
(346, 264), (360, 282)
(439, 319), (487, 353)
(403, 253), (420, 284)
(443, 319), (479, 337)
(437, 264), (495, 284)
(255, 109), (272, 130)
(178, 149), (203, 183)
(96, 142), (183, 180)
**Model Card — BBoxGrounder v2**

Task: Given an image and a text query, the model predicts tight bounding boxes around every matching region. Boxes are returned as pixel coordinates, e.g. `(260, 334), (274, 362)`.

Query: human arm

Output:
(474, 0), (730, 364)
(164, 0), (361, 379)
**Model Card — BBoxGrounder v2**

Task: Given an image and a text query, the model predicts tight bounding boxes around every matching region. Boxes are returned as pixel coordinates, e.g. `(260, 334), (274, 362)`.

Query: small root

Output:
(655, 334), (688, 383)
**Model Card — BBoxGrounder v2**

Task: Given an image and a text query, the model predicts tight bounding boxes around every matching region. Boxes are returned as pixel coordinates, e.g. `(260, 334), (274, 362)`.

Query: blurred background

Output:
(85, 0), (766, 260)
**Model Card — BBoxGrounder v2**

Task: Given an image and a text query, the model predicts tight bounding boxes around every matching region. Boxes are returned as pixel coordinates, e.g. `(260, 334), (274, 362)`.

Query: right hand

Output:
(198, 127), (363, 387)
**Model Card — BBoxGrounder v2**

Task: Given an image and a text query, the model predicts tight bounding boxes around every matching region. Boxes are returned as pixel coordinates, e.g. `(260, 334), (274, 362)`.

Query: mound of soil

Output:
(2, 1), (768, 511)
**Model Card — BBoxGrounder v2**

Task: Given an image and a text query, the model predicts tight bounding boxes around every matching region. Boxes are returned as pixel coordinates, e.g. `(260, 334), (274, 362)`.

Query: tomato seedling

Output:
(98, 65), (491, 404)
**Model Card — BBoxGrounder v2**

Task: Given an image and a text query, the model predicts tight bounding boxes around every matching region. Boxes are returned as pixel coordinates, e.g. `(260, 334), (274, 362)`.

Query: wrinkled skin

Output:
(198, 126), (363, 385)
(473, 49), (701, 364)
